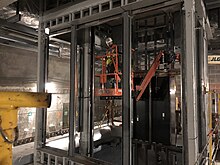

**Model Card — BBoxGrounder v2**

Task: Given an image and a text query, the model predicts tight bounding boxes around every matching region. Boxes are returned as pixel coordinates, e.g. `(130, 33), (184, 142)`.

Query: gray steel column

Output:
(203, 24), (209, 140)
(80, 28), (92, 156)
(34, 0), (48, 163)
(122, 11), (132, 165)
(69, 25), (77, 156)
(197, 26), (208, 152)
(182, 0), (199, 164)
(90, 27), (95, 156)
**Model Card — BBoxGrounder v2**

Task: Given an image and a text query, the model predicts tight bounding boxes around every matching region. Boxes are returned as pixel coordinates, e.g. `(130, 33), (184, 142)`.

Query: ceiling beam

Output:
(0, 18), (37, 36)
(0, 29), (37, 45)
(0, 0), (17, 8)
(206, 0), (220, 9)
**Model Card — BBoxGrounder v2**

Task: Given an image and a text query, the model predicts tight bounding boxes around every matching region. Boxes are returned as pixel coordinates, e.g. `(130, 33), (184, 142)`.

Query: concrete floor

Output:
(13, 137), (182, 165)
(13, 134), (69, 165)
(12, 125), (116, 164)
(13, 124), (182, 165)
(94, 144), (122, 165)
(13, 134), (119, 165)
(13, 142), (34, 165)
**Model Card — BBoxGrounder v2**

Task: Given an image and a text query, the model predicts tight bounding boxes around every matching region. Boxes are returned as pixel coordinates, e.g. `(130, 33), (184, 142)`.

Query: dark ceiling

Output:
(4, 0), (220, 17)
(29, 0), (87, 13)
(6, 0), (87, 15)
(1, 0), (220, 52)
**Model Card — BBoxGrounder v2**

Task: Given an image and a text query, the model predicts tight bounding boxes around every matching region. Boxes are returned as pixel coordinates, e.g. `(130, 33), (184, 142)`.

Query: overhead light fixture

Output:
(45, 28), (50, 35)
(46, 82), (56, 93)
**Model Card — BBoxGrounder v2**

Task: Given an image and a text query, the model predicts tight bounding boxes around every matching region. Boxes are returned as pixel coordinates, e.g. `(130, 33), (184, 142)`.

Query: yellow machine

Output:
(0, 92), (51, 165)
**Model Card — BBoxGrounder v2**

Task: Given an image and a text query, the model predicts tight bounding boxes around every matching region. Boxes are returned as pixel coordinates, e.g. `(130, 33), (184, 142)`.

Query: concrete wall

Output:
(0, 44), (70, 140)
(0, 45), (37, 84)
(0, 45), (70, 85)
(0, 43), (118, 139)
(48, 56), (70, 83)
(209, 64), (220, 92)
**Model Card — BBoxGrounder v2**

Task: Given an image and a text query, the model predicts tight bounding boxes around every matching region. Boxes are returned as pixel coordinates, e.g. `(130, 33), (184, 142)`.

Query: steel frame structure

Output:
(43, 0), (182, 33)
(95, 46), (163, 99)
(35, 0), (212, 165)
(182, 0), (211, 164)
(122, 11), (132, 165)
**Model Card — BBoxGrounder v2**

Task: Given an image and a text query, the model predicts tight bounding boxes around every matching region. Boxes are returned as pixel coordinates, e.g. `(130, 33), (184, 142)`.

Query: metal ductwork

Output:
(0, 0), (17, 9)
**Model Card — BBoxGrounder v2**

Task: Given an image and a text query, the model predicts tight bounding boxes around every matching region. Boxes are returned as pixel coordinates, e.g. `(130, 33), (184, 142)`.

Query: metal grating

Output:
(38, 152), (82, 165)
(37, 147), (112, 165)
(38, 151), (83, 165)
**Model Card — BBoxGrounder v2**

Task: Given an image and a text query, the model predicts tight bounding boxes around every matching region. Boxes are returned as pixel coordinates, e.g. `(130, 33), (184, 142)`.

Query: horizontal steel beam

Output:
(206, 1), (220, 9)
(0, 38), (37, 50)
(43, 0), (110, 21)
(0, 0), (17, 8)
(0, 18), (37, 36)
(42, 0), (180, 31)
(0, 29), (37, 45)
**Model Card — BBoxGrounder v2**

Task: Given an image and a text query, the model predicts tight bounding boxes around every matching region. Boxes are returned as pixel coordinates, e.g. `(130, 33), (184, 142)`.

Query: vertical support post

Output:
(124, 0), (128, 5)
(218, 8), (220, 29)
(35, 21), (47, 148)
(218, 94), (220, 116)
(215, 93), (218, 114)
(121, 0), (124, 6)
(208, 93), (212, 165)
(122, 11), (132, 165)
(203, 18), (209, 150)
(34, 0), (48, 163)
(80, 28), (92, 156)
(16, 1), (19, 15)
(69, 25), (77, 156)
(196, 26), (207, 152)
(90, 27), (95, 157)
(182, 0), (198, 164)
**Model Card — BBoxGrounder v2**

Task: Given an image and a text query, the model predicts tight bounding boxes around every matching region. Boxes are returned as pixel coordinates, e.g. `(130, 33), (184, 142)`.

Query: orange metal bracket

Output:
(136, 51), (163, 101)
(95, 46), (163, 99)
